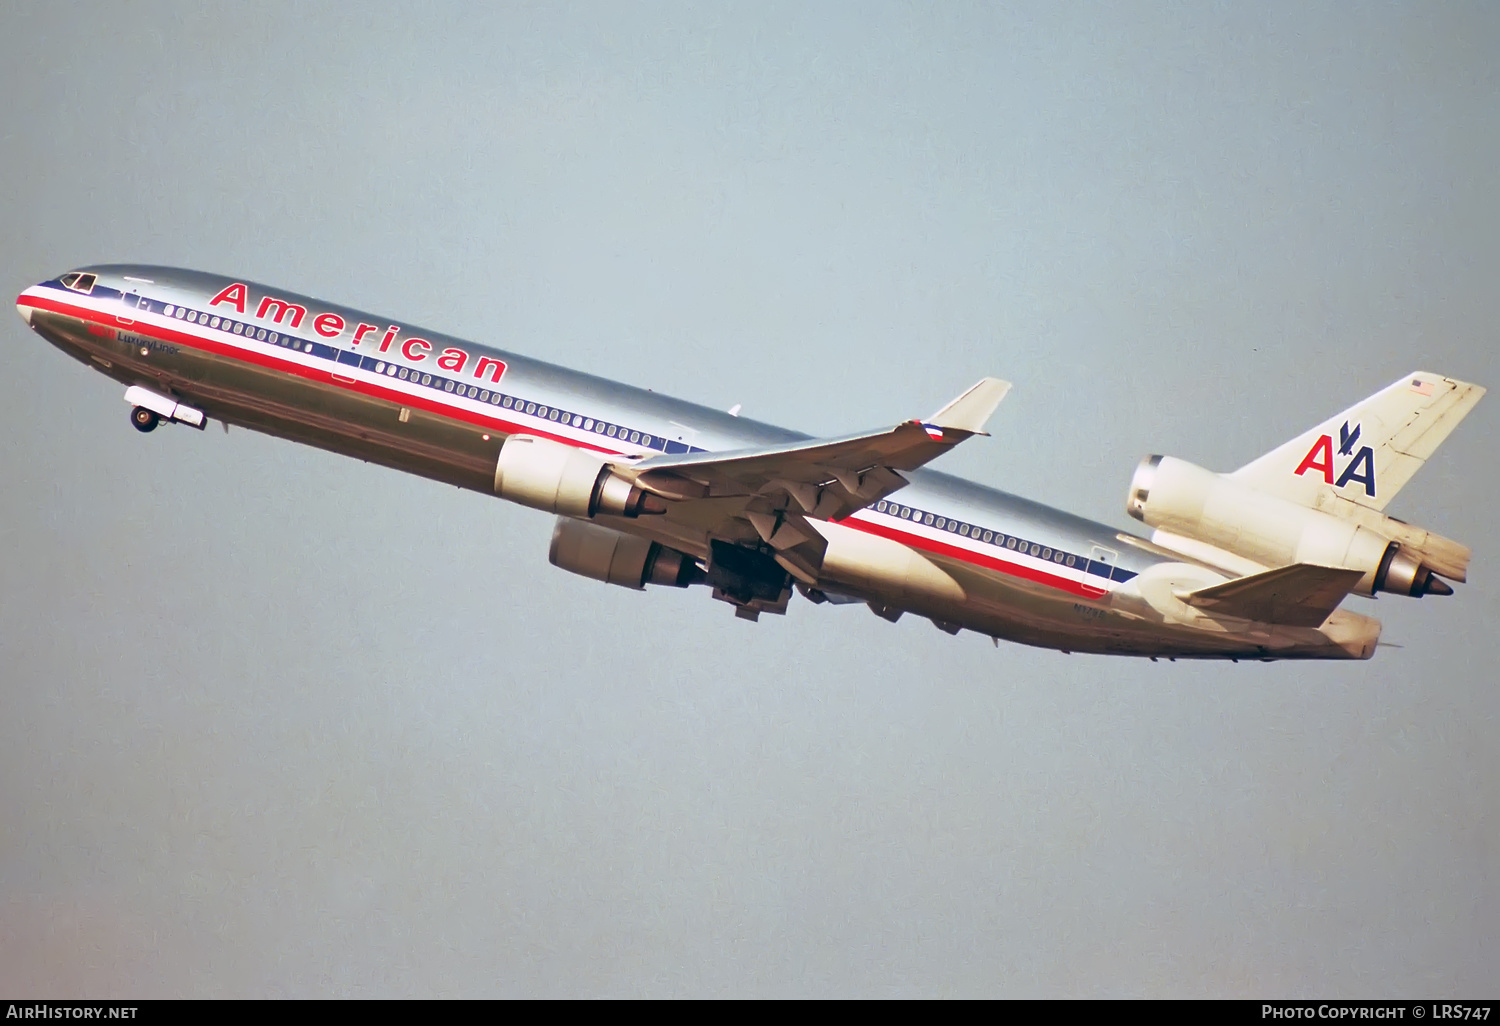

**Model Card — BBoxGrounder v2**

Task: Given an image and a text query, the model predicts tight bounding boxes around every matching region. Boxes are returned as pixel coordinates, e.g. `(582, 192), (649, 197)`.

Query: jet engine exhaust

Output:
(1424, 576), (1454, 596)
(1375, 543), (1452, 598)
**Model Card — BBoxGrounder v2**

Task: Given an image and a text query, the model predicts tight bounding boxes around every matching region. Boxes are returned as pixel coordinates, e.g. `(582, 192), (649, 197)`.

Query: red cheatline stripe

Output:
(20, 290), (1115, 600)
(18, 291), (615, 455)
(850, 516), (1109, 599)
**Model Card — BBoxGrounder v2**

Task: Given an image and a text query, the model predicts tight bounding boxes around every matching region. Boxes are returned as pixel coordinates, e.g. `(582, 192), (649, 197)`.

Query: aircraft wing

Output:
(628, 378), (1010, 521)
(620, 378), (1009, 582)
(1181, 563), (1366, 628)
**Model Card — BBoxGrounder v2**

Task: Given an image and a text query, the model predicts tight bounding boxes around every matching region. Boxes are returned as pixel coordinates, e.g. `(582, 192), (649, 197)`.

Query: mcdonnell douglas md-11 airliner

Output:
(15, 267), (1487, 660)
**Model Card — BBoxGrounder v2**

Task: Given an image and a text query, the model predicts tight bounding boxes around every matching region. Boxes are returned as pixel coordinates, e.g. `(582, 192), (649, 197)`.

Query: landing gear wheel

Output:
(131, 406), (160, 433)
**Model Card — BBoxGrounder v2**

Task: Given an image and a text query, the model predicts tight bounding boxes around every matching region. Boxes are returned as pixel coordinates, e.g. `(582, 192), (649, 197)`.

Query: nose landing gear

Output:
(122, 385), (205, 432)
(131, 406), (161, 433)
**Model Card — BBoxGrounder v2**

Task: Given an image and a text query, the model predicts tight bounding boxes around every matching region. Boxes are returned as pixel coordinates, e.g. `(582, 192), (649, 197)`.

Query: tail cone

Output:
(1422, 574), (1454, 597)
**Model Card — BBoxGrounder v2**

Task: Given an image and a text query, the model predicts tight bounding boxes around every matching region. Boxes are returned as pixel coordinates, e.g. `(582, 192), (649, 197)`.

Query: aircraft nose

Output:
(16, 292), (34, 326)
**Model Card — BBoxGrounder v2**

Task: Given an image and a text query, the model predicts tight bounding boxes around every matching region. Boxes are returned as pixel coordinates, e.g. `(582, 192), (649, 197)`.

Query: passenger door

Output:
(1088, 543), (1119, 583)
(116, 290), (146, 326)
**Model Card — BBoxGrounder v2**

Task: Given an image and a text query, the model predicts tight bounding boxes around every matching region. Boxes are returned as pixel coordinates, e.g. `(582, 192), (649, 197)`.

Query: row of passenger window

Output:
(68, 282), (1132, 582)
(157, 300), (692, 454)
(874, 498), (1085, 570)
(163, 303), (287, 344)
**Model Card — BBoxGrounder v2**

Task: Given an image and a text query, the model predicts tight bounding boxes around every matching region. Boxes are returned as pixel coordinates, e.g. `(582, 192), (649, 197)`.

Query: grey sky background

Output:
(1, 1), (1495, 997)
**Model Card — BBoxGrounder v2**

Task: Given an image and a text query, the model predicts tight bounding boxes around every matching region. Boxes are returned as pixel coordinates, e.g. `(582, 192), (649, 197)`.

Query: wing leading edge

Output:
(618, 378), (1010, 583)
(627, 377), (1010, 518)
(1182, 563), (1366, 628)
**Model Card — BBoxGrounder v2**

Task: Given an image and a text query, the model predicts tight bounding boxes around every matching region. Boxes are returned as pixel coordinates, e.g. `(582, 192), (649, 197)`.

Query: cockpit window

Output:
(60, 273), (79, 288)
(61, 272), (97, 294)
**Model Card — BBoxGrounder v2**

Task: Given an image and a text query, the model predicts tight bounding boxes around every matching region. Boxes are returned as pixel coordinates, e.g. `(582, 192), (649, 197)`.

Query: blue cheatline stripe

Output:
(55, 280), (709, 457)
(867, 498), (1135, 587)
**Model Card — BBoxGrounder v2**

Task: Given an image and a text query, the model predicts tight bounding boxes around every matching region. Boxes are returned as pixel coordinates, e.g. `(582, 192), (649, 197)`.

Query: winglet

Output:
(927, 377), (1011, 435)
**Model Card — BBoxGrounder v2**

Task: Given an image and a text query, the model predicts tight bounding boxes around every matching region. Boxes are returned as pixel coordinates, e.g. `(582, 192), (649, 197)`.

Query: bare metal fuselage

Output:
(16, 266), (1379, 660)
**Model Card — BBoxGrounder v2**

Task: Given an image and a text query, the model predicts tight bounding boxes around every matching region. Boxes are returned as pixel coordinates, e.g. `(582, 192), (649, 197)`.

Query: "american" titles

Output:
(207, 282), (506, 384)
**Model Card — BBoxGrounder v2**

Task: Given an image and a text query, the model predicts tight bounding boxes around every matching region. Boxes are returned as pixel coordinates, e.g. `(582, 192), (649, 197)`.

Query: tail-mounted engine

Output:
(1127, 455), (1458, 597)
(495, 435), (667, 518)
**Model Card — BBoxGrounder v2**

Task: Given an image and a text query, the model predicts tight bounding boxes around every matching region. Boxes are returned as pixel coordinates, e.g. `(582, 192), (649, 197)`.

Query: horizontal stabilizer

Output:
(927, 377), (1011, 434)
(1182, 563), (1366, 628)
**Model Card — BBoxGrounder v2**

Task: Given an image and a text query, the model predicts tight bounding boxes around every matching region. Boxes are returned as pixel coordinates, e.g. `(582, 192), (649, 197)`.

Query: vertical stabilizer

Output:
(1229, 371), (1484, 513)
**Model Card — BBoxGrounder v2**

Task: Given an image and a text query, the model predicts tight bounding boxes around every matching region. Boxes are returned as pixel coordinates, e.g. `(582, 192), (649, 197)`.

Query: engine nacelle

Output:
(1127, 455), (1451, 597)
(548, 518), (703, 590)
(494, 435), (665, 518)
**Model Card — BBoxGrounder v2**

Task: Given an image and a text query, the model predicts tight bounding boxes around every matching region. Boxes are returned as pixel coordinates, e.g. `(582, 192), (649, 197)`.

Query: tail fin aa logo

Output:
(1294, 420), (1376, 496)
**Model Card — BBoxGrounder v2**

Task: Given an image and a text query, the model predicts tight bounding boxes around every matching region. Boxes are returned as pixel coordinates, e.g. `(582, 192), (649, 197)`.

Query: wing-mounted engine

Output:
(547, 519), (790, 621)
(1127, 455), (1461, 598)
(495, 435), (667, 518)
(549, 518), (703, 590)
